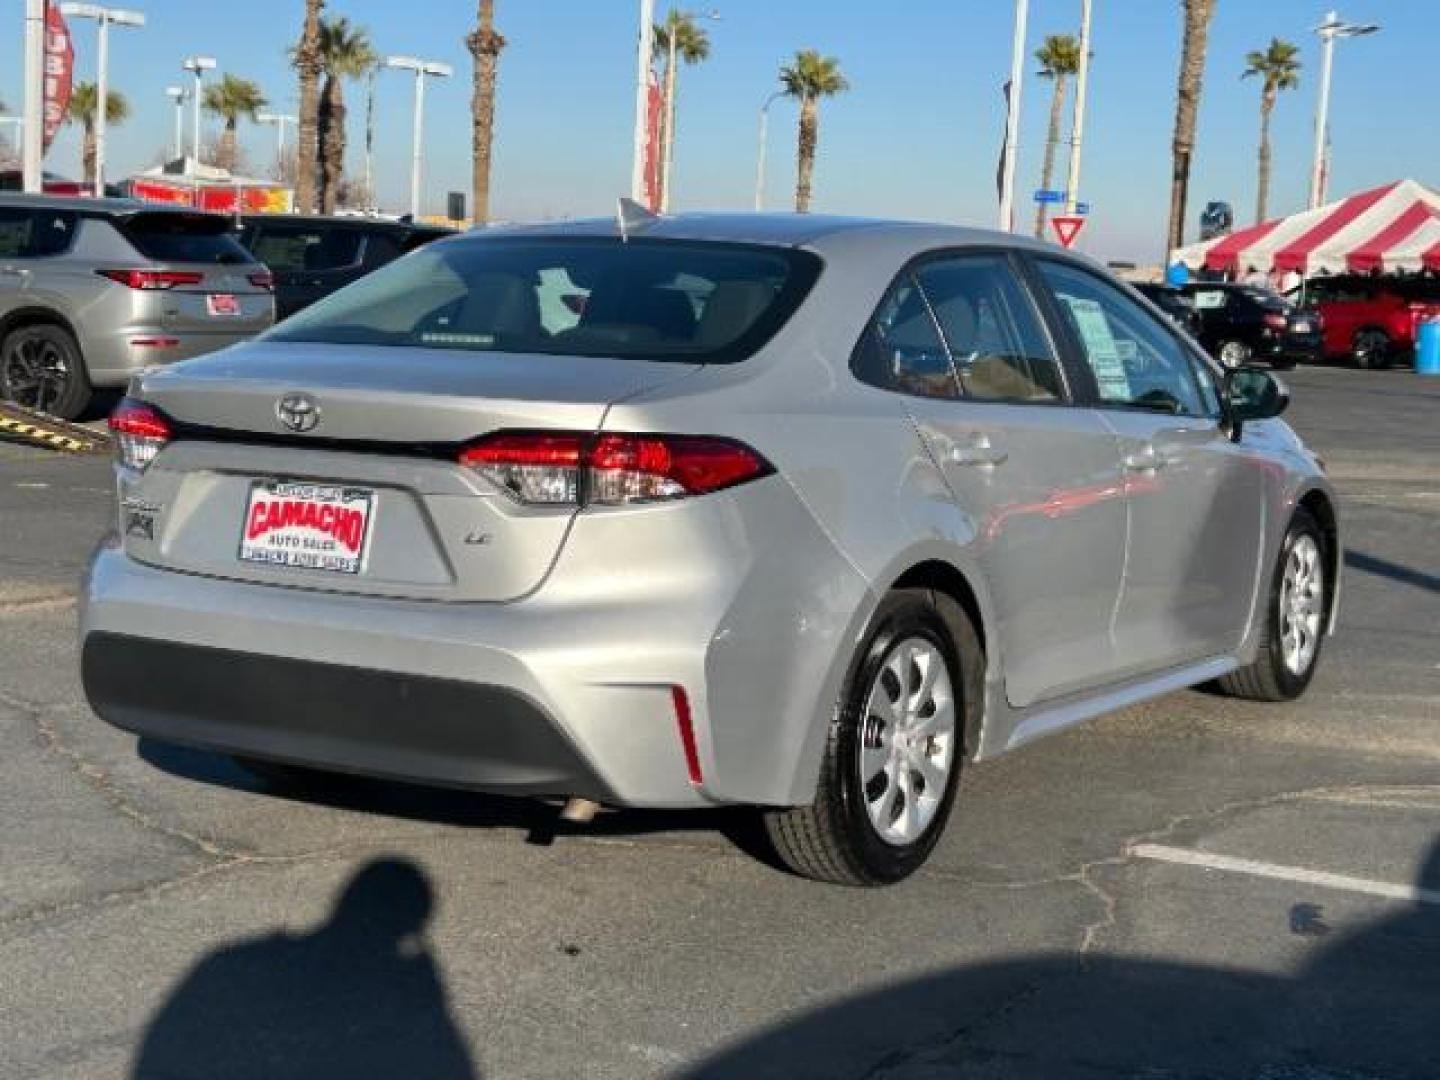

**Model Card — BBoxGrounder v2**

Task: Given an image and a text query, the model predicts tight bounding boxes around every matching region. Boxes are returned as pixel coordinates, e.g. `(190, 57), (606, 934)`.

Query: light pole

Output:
(631, 0), (656, 204)
(181, 55), (215, 167)
(256, 111), (296, 176)
(658, 7), (720, 213)
(754, 90), (783, 211)
(21, 0), (44, 192)
(1309, 11), (1379, 209)
(60, 4), (145, 197)
(164, 86), (185, 160)
(1064, 0), (1093, 218)
(385, 56), (451, 219)
(997, 0), (1029, 231)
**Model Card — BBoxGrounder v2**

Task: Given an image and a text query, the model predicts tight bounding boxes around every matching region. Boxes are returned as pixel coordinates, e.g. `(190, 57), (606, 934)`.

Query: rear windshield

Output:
(264, 237), (822, 363)
(119, 212), (252, 265)
(242, 223), (364, 272)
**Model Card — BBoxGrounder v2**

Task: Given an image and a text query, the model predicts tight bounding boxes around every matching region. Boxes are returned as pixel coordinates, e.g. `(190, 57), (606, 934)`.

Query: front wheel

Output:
(764, 590), (982, 886)
(1218, 340), (1251, 369)
(1216, 508), (1330, 702)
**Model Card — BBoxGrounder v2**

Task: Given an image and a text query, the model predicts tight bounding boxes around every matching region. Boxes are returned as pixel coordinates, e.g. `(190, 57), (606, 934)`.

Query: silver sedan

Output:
(80, 213), (1339, 885)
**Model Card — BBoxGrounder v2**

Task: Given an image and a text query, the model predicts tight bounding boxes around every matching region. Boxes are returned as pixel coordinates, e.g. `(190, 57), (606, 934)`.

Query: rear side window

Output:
(265, 237), (821, 364)
(118, 212), (251, 264)
(0, 207), (77, 257)
(248, 224), (364, 272)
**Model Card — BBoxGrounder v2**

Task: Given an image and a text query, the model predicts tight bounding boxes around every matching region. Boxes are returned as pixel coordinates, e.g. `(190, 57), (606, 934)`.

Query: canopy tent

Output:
(1175, 179), (1440, 276)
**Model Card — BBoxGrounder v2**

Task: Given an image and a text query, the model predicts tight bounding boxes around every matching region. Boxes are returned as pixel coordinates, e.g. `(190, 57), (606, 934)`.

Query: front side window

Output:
(266, 237), (820, 364)
(1037, 260), (1212, 418)
(915, 255), (1063, 402)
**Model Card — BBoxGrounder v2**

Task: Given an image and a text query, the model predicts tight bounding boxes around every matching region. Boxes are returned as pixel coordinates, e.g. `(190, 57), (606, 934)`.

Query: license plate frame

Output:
(238, 480), (375, 575)
(207, 293), (240, 317)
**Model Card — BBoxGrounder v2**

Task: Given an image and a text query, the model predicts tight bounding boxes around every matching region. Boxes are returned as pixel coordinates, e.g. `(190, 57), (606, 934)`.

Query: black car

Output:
(1133, 283), (1200, 334)
(1178, 282), (1323, 369)
(238, 215), (455, 320)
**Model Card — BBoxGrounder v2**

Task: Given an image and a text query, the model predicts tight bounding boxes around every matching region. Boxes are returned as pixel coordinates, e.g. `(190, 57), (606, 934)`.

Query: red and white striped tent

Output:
(1176, 179), (1440, 276)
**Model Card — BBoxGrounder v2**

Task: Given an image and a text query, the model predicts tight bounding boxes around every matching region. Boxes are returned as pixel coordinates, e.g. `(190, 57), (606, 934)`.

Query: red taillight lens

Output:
(108, 397), (172, 471)
(1264, 312), (1288, 331)
(248, 271), (275, 291)
(458, 431), (771, 506)
(98, 269), (205, 290)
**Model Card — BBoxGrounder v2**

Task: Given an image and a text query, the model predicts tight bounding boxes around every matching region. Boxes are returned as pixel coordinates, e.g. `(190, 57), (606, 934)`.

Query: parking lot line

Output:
(1129, 843), (1440, 906)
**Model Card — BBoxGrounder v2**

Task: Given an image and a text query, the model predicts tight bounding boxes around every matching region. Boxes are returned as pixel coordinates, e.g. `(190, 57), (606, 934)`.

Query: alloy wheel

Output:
(1219, 341), (1250, 369)
(1279, 534), (1324, 676)
(857, 636), (957, 847)
(1, 334), (72, 414)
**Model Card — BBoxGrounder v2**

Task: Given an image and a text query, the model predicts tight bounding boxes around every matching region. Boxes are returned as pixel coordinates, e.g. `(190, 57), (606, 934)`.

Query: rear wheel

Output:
(1217, 508), (1329, 702)
(0, 324), (92, 419)
(764, 590), (981, 886)
(1352, 328), (1392, 369)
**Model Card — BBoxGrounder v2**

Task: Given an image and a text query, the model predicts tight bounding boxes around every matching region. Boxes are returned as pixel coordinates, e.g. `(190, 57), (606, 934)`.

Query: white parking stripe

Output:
(1129, 843), (1440, 906)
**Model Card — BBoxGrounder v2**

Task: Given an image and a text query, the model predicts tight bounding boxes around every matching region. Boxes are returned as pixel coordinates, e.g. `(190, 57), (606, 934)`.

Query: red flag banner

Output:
(643, 67), (662, 212)
(42, 1), (75, 155)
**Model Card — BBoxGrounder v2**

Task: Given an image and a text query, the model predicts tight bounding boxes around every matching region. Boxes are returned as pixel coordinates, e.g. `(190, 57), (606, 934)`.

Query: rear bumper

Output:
(85, 326), (272, 386)
(83, 632), (613, 800)
(1260, 332), (1323, 363)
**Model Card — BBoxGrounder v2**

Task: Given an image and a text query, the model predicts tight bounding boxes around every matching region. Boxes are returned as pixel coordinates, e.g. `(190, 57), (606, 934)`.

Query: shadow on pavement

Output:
(131, 858), (478, 1079)
(684, 838), (1440, 1080)
(1345, 549), (1440, 595)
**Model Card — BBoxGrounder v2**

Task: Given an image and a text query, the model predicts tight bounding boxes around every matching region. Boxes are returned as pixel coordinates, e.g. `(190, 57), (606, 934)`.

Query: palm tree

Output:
(1033, 34), (1081, 239)
(466, 0), (506, 225)
(315, 17), (377, 213)
(66, 82), (129, 186)
(202, 74), (266, 174)
(779, 50), (848, 213)
(1166, 0), (1218, 253)
(1243, 37), (1301, 224)
(652, 9), (712, 211)
(294, 0), (325, 213)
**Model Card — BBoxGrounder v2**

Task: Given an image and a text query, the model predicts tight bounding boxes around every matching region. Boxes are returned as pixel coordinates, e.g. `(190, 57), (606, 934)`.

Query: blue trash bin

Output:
(1417, 319), (1440, 376)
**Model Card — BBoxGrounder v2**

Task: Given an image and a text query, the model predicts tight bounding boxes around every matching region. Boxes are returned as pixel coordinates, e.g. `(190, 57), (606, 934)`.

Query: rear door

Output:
(859, 252), (1129, 708)
(1032, 258), (1266, 677)
(244, 221), (367, 319)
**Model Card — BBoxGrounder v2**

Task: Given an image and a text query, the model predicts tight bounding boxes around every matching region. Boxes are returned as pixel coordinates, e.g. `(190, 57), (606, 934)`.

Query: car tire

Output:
(0, 323), (93, 420)
(764, 589), (982, 886)
(1216, 508), (1329, 702)
(1351, 328), (1392, 370)
(1218, 340), (1251, 369)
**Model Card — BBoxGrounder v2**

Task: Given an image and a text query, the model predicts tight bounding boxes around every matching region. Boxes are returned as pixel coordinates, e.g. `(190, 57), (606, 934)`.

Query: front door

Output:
(1033, 259), (1267, 677)
(858, 253), (1129, 708)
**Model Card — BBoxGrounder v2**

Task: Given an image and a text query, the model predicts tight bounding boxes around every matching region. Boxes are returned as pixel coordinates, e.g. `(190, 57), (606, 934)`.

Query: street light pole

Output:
(1064, 0), (1093, 218)
(754, 90), (783, 211)
(631, 0), (656, 204)
(62, 4), (147, 197)
(998, 0), (1029, 231)
(181, 56), (215, 166)
(385, 56), (451, 219)
(256, 112), (296, 176)
(165, 86), (185, 160)
(1308, 11), (1379, 209)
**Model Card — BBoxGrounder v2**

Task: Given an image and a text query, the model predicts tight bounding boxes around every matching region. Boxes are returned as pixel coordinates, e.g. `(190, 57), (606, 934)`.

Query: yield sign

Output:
(1051, 215), (1086, 249)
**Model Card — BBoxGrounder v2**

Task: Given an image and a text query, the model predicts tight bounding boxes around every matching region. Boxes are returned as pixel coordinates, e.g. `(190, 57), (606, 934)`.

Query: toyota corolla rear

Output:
(79, 232), (865, 810)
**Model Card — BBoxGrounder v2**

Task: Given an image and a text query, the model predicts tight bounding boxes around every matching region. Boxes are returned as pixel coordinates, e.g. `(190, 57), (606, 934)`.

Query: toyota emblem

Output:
(275, 393), (321, 433)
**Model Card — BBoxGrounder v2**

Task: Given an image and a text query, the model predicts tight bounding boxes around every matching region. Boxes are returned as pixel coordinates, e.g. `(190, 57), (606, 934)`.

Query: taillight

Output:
(98, 269), (205, 290)
(1263, 311), (1288, 331)
(108, 397), (172, 471)
(458, 431), (772, 506)
(248, 271), (275, 291)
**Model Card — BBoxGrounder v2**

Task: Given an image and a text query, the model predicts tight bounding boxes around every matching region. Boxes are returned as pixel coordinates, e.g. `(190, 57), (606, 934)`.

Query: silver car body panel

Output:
(79, 213), (1340, 809)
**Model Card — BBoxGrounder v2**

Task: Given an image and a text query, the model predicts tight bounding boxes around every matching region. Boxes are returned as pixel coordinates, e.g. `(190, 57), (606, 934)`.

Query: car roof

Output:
(472, 210), (1058, 257)
(0, 192), (231, 219)
(239, 213), (455, 233)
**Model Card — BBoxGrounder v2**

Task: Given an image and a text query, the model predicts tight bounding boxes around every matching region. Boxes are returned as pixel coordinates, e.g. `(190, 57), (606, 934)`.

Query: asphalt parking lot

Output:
(1, 365), (1437, 1079)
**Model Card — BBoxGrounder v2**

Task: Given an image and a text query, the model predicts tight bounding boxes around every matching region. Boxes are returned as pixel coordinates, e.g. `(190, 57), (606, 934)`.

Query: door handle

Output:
(948, 435), (1008, 468)
(1122, 446), (1167, 473)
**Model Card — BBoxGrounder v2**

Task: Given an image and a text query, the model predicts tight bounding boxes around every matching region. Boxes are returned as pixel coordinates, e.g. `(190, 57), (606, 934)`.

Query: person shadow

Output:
(132, 858), (478, 1080)
(682, 837), (1440, 1079)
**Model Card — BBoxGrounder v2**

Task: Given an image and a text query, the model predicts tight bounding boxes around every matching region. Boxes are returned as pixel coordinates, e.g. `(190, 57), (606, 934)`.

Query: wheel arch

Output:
(0, 304), (81, 344)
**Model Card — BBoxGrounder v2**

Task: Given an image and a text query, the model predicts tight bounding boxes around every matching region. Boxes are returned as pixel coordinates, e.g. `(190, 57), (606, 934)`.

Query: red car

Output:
(1293, 275), (1440, 368)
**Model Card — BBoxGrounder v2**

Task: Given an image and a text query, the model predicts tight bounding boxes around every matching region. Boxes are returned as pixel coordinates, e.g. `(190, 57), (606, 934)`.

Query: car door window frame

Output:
(1020, 253), (1223, 421)
(850, 246), (1077, 407)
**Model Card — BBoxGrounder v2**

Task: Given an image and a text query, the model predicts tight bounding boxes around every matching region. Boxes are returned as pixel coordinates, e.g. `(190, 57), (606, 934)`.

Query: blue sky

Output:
(0, 0), (1422, 260)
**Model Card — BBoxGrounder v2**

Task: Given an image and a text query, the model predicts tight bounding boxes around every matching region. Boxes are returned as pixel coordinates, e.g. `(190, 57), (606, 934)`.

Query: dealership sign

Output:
(42, 1), (74, 154)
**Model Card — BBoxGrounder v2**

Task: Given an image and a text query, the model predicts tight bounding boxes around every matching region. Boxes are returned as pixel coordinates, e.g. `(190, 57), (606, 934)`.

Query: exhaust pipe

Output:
(560, 797), (600, 824)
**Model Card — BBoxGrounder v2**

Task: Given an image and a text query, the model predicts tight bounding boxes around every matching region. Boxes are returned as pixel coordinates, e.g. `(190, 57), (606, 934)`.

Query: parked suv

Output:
(1292, 274), (1440, 368)
(0, 195), (273, 419)
(1178, 281), (1322, 368)
(238, 215), (454, 321)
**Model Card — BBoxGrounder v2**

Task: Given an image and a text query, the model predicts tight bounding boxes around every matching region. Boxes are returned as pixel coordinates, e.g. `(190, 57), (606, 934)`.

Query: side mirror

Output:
(1224, 366), (1289, 435)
